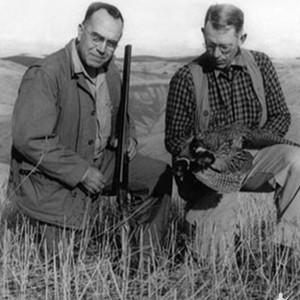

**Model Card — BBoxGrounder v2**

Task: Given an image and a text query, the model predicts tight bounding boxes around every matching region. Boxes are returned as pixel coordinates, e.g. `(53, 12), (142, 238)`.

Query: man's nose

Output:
(213, 46), (222, 58)
(96, 41), (107, 53)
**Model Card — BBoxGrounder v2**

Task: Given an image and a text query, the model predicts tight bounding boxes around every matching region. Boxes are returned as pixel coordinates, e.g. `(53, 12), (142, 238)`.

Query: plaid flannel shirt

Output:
(165, 49), (291, 157)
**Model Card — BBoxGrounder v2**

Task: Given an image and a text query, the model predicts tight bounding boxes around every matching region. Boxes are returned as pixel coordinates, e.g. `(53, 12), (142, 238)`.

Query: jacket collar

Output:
(64, 39), (121, 109)
(70, 39), (90, 78)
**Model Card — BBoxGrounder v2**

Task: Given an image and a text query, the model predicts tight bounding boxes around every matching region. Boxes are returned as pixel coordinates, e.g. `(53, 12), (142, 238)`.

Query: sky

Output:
(0, 0), (299, 58)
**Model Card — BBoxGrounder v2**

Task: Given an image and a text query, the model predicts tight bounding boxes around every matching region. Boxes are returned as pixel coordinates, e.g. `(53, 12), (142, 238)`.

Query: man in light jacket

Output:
(7, 2), (172, 258)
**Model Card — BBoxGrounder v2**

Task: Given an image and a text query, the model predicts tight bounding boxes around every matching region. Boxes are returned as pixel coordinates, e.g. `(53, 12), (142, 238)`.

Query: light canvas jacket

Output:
(7, 40), (134, 229)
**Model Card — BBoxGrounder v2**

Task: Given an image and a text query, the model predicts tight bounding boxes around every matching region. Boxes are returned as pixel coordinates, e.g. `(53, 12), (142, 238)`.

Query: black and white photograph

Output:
(0, 0), (300, 299)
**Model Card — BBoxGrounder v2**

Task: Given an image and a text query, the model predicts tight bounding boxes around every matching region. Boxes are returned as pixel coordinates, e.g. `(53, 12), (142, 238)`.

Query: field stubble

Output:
(0, 185), (300, 299)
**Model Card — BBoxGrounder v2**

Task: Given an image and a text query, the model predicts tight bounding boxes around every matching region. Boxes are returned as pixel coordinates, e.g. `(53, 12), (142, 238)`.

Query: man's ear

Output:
(201, 27), (205, 36)
(78, 24), (84, 41)
(239, 33), (247, 45)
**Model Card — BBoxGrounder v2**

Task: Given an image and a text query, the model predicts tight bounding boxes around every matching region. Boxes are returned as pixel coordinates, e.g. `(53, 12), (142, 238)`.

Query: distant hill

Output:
(0, 59), (26, 163)
(127, 55), (196, 64)
(2, 55), (41, 67)
(2, 54), (193, 68)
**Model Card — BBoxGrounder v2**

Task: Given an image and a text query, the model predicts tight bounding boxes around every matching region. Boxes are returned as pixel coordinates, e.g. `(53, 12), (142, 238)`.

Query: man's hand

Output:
(112, 137), (138, 160)
(173, 157), (190, 181)
(81, 166), (107, 194)
(127, 137), (137, 160)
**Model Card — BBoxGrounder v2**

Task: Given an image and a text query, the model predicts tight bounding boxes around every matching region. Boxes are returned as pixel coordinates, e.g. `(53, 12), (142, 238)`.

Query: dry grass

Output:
(1, 186), (300, 300)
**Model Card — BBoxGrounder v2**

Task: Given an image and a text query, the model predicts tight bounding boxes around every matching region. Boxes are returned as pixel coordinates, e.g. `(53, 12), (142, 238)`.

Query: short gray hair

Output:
(83, 2), (124, 24)
(204, 4), (244, 34)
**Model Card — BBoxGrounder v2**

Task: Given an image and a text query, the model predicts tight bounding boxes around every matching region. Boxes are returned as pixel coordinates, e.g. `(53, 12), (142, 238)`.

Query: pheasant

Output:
(174, 123), (300, 193)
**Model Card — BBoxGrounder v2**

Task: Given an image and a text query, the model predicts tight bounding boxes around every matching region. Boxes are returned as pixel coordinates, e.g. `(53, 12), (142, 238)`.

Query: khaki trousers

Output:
(180, 144), (300, 253)
(242, 145), (300, 246)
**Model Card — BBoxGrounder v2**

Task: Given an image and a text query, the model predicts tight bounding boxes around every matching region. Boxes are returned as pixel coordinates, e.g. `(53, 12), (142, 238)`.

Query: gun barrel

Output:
(115, 45), (132, 207)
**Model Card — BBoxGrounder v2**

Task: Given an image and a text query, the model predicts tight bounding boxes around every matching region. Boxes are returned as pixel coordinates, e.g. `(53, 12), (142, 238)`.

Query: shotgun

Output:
(114, 44), (132, 210)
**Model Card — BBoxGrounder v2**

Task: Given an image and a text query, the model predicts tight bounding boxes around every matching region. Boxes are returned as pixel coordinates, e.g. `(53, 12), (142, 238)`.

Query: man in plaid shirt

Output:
(165, 3), (300, 249)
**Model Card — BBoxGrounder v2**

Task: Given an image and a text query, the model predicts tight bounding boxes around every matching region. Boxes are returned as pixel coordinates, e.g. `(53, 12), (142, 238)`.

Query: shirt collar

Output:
(71, 39), (101, 84)
(214, 47), (248, 78)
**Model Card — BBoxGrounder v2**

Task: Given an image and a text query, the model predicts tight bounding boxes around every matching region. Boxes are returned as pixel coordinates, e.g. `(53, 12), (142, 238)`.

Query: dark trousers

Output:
(94, 150), (173, 252)
(7, 151), (173, 259)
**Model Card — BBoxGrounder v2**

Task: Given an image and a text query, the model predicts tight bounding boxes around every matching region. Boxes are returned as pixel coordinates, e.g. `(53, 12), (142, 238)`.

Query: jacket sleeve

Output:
(258, 53), (291, 137)
(12, 66), (89, 187)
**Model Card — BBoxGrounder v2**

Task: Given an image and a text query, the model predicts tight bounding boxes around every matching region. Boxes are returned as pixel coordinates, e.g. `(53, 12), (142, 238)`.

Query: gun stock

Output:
(114, 44), (132, 209)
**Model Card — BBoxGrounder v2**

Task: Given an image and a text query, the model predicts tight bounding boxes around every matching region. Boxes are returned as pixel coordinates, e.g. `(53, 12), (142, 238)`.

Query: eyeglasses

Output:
(204, 42), (234, 55)
(82, 24), (119, 51)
